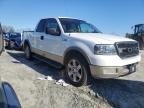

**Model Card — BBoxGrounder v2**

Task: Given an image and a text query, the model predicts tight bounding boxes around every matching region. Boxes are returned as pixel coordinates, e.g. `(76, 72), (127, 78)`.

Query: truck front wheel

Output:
(65, 53), (90, 87)
(24, 44), (31, 60)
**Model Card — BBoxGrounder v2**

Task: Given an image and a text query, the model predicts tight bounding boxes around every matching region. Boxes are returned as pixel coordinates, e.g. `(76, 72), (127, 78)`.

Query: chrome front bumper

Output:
(90, 63), (137, 78)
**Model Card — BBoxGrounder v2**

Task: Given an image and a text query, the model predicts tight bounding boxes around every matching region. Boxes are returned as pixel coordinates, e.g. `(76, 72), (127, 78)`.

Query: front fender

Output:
(64, 40), (94, 64)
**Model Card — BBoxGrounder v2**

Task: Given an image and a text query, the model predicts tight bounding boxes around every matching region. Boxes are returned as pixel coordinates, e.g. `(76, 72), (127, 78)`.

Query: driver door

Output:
(40, 18), (65, 63)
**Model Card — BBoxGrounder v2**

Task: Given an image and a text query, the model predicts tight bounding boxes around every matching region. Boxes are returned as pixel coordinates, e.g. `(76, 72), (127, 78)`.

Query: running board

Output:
(32, 54), (64, 69)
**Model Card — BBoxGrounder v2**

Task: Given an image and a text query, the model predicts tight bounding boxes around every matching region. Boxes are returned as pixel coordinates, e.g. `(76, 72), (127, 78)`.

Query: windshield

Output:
(139, 25), (144, 32)
(59, 18), (101, 33)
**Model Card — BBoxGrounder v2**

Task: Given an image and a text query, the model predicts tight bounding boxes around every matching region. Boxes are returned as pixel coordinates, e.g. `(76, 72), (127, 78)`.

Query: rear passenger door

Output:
(34, 19), (47, 50)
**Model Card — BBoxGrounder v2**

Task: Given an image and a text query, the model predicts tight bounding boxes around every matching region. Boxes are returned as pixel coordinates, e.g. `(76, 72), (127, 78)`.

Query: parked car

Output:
(4, 32), (22, 50)
(22, 17), (141, 87)
(0, 23), (3, 54)
(0, 23), (21, 108)
(0, 80), (21, 108)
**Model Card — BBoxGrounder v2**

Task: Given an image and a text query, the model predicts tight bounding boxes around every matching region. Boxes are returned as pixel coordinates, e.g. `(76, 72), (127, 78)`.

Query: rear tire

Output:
(24, 44), (32, 60)
(64, 52), (90, 87)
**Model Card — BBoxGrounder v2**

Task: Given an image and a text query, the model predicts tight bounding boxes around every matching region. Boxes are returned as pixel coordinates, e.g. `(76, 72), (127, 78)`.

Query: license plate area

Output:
(127, 64), (136, 73)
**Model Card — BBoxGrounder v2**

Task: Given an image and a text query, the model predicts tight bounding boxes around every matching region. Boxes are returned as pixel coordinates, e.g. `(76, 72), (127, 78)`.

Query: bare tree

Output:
(2, 25), (15, 33)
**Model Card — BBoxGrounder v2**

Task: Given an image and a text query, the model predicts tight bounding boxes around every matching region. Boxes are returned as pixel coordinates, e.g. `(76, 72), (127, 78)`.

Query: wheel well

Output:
(64, 50), (92, 78)
(64, 50), (90, 65)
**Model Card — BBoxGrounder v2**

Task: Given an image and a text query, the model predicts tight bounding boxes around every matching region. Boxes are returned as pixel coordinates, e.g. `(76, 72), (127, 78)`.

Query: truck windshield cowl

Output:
(59, 18), (101, 33)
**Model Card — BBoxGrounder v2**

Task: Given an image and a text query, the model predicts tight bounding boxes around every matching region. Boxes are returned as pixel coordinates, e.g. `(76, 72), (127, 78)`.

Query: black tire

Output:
(64, 52), (90, 87)
(24, 44), (32, 60)
(5, 46), (9, 49)
(5, 43), (11, 50)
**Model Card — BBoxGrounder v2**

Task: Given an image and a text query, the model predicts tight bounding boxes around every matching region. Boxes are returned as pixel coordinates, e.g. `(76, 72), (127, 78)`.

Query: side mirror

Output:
(46, 27), (61, 36)
(2, 82), (21, 108)
(0, 23), (3, 55)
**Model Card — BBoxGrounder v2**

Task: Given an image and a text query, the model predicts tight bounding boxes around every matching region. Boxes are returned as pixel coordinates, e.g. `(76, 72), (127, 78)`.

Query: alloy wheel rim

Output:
(67, 59), (82, 82)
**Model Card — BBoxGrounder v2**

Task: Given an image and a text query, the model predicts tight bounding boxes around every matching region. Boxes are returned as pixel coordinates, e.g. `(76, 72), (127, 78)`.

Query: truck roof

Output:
(135, 24), (144, 26)
(41, 17), (83, 21)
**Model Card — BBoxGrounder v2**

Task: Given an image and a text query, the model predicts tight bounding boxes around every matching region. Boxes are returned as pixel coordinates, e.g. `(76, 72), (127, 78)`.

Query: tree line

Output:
(2, 25), (33, 33)
(2, 25), (15, 33)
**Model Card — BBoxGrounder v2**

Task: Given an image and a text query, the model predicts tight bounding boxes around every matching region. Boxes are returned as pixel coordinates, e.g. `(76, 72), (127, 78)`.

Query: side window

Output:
(36, 19), (46, 32)
(46, 18), (61, 36)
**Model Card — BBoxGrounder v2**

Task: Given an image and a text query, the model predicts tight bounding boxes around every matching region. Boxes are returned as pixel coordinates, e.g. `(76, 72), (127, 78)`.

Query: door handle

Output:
(40, 36), (44, 40)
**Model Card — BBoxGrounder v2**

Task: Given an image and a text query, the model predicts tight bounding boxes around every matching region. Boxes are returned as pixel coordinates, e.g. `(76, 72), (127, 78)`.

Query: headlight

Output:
(94, 44), (117, 55)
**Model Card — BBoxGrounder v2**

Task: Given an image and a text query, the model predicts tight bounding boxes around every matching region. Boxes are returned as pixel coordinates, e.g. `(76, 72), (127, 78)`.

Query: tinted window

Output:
(36, 19), (46, 32)
(46, 18), (60, 34)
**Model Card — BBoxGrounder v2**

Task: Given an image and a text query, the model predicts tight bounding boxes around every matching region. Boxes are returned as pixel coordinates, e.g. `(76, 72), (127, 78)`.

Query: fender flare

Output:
(64, 47), (91, 64)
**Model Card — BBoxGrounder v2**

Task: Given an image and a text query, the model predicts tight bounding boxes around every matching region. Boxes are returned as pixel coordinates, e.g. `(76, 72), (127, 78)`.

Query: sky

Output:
(0, 0), (144, 36)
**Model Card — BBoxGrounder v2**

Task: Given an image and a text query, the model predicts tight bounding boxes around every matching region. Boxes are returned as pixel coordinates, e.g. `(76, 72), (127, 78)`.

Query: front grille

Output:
(115, 41), (139, 58)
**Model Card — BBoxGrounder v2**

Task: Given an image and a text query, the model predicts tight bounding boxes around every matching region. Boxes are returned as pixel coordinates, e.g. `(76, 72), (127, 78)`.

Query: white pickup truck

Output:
(22, 17), (141, 86)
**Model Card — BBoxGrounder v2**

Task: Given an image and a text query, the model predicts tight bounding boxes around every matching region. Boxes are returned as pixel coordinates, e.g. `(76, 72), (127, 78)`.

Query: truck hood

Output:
(68, 33), (135, 44)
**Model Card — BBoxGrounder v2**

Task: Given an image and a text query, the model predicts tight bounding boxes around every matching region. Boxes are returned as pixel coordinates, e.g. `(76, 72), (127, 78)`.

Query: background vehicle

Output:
(0, 80), (21, 108)
(22, 17), (141, 87)
(126, 24), (144, 50)
(0, 23), (3, 54)
(4, 32), (22, 50)
(0, 23), (21, 108)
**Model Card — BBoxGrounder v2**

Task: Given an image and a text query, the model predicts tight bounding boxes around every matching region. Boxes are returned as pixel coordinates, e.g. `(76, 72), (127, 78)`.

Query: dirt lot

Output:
(0, 50), (144, 108)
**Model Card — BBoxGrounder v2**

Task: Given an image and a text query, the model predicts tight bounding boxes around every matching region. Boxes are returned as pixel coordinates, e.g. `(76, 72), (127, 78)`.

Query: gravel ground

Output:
(0, 50), (144, 108)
